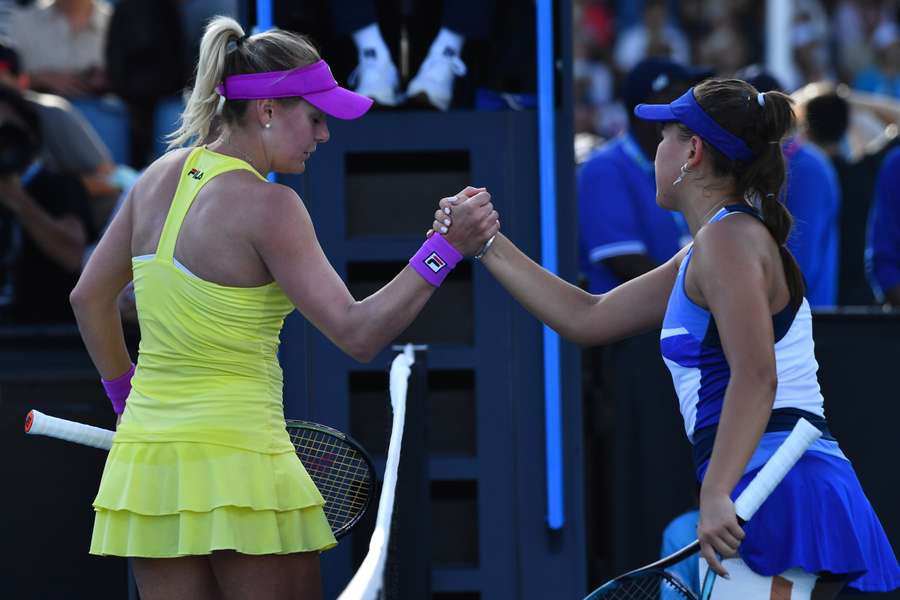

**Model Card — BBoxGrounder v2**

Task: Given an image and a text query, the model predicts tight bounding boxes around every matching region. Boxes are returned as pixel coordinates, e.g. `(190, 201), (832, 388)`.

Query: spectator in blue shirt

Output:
(868, 147), (900, 305)
(578, 59), (707, 293)
(741, 67), (841, 307)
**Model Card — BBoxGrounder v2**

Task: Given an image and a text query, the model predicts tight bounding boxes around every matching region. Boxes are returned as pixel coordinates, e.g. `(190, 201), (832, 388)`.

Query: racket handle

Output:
(733, 418), (821, 521)
(24, 409), (115, 451)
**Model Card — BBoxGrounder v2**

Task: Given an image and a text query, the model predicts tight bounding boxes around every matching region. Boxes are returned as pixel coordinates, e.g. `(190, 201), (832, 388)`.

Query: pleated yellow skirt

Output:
(90, 442), (337, 557)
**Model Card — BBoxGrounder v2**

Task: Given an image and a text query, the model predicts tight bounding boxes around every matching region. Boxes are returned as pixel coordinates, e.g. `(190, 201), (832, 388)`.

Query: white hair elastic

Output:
(757, 92), (766, 107)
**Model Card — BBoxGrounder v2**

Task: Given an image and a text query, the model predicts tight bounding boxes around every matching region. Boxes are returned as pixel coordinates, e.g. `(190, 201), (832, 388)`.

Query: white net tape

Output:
(337, 344), (414, 600)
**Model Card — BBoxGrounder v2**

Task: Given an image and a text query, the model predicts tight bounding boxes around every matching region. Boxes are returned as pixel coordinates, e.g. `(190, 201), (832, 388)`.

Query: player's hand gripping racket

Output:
(583, 418), (822, 600)
(24, 409), (375, 539)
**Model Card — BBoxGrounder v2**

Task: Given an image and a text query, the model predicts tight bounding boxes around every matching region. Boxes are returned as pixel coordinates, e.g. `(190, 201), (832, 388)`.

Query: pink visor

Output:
(215, 60), (373, 120)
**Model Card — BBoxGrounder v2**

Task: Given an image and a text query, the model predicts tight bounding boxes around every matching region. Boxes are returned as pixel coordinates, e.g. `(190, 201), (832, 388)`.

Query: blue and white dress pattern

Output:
(660, 205), (900, 592)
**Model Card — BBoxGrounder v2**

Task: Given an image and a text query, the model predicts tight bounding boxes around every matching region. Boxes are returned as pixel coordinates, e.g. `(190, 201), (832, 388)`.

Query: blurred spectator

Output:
(697, 16), (748, 76)
(0, 42), (128, 230)
(105, 0), (190, 168)
(0, 84), (95, 324)
(795, 82), (900, 304)
(0, 0), (14, 38)
(574, 0), (623, 136)
(832, 0), (895, 83)
(741, 67), (841, 307)
(578, 59), (707, 293)
(868, 146), (900, 305)
(785, 0), (833, 90)
(853, 21), (900, 99)
(10, 0), (111, 97)
(613, 0), (690, 73)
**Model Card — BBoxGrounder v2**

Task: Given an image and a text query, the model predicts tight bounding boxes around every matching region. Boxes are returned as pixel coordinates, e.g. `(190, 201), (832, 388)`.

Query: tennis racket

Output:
(584, 418), (823, 600)
(24, 409), (375, 539)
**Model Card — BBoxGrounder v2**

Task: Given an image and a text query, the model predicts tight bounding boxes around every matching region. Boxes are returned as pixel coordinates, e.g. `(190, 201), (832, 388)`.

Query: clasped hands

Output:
(426, 186), (500, 257)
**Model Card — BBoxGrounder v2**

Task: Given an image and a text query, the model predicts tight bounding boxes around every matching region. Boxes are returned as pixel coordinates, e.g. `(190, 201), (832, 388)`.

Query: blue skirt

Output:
(728, 450), (900, 592)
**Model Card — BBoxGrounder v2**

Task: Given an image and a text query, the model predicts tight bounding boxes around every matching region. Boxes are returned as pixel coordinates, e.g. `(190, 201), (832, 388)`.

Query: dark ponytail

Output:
(680, 79), (806, 306)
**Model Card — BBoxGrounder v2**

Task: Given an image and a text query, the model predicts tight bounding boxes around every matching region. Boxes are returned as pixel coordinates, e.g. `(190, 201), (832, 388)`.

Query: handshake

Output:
(425, 186), (500, 258)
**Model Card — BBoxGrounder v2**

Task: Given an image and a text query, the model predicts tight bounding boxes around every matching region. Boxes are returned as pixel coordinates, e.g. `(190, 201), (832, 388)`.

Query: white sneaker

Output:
(348, 48), (402, 107)
(406, 46), (467, 111)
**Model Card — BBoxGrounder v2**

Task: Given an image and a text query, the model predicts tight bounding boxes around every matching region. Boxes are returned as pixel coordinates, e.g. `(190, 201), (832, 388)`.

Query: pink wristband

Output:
(102, 363), (135, 415)
(409, 234), (463, 286)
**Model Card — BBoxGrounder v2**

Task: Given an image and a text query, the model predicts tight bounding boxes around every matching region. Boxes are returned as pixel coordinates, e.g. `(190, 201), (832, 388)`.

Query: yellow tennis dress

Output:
(90, 147), (337, 557)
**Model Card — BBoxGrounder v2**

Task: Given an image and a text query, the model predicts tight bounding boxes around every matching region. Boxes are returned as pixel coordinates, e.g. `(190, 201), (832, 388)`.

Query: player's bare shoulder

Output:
(242, 180), (313, 242)
(694, 210), (771, 261)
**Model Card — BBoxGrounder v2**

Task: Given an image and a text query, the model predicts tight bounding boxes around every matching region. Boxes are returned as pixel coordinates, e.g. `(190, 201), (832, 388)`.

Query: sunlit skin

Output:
(207, 99), (329, 176)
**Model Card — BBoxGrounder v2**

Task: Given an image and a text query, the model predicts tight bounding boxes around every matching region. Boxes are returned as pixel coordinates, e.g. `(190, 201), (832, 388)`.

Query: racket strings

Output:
(599, 573), (695, 600)
(289, 426), (373, 534)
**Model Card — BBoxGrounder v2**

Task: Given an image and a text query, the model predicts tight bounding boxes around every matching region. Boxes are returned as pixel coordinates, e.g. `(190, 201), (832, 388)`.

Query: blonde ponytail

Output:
(167, 16), (245, 150)
(166, 17), (321, 151)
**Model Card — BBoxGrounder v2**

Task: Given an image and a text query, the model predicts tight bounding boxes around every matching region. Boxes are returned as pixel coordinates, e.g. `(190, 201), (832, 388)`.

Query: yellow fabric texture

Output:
(91, 147), (337, 557)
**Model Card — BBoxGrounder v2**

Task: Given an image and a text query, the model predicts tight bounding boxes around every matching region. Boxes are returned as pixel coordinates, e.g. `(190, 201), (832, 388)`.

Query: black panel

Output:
(345, 151), (471, 238)
(431, 480), (479, 567)
(348, 261), (474, 346)
(349, 370), (476, 457)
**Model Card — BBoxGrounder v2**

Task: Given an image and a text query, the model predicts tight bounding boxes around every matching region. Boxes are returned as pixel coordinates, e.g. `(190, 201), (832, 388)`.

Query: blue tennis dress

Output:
(660, 205), (900, 592)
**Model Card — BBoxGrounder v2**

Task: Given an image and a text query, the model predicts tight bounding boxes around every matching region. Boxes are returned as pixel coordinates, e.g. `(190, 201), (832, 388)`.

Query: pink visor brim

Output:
(216, 59), (373, 120)
(304, 85), (373, 120)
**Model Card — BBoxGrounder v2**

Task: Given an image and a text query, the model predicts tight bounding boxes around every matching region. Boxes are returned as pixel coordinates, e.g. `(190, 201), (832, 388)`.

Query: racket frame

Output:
(284, 419), (377, 539)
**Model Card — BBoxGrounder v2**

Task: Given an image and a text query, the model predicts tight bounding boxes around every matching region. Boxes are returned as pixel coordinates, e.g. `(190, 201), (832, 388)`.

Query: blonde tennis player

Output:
(69, 16), (498, 600)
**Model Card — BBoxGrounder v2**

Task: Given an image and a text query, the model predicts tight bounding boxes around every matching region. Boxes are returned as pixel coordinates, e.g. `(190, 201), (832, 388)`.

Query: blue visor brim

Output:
(632, 88), (756, 162)
(633, 103), (676, 121)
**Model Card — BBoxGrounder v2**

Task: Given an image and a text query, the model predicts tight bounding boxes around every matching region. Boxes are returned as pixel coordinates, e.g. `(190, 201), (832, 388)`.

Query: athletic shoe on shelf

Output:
(405, 46), (467, 111)
(348, 48), (402, 107)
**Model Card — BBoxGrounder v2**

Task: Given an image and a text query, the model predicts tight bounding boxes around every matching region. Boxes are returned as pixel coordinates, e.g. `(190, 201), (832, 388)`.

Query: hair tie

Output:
(226, 34), (248, 53)
(757, 92), (766, 107)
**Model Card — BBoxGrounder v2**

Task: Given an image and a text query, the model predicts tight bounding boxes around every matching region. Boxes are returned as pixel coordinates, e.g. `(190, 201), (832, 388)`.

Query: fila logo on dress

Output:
(188, 168), (204, 180)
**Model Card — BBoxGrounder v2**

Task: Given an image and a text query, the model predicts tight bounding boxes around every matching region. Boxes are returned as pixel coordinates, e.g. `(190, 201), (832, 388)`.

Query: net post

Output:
(384, 345), (431, 599)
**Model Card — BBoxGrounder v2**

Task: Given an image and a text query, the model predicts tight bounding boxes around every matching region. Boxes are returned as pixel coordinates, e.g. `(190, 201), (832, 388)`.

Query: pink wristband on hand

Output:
(102, 363), (135, 415)
(409, 234), (463, 287)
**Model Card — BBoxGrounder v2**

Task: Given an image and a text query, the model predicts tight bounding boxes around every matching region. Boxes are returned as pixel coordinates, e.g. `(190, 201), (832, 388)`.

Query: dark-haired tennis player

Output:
(70, 16), (498, 600)
(438, 79), (900, 598)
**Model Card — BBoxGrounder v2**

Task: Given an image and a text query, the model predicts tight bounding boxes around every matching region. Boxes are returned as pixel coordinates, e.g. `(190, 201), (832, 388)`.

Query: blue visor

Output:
(634, 88), (755, 162)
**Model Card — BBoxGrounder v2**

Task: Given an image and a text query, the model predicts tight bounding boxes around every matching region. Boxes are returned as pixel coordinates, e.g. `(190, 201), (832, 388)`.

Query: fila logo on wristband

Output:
(410, 234), (461, 287)
(424, 252), (447, 273)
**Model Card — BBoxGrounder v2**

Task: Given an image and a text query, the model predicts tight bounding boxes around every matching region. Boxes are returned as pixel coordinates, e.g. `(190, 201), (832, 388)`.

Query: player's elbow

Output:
(340, 332), (379, 363)
(348, 344), (378, 364)
(69, 281), (90, 314)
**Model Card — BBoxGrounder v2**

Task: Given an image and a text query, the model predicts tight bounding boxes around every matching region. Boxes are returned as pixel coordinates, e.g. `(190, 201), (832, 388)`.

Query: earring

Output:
(672, 163), (689, 186)
(264, 123), (272, 129)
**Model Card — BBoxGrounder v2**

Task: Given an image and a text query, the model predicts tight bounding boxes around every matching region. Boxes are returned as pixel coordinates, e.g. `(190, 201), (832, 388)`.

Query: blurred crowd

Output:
(575, 0), (900, 308)
(0, 0), (899, 328)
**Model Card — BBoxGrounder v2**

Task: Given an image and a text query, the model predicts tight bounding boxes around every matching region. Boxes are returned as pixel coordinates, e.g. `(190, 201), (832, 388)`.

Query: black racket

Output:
(583, 419), (822, 600)
(24, 409), (376, 539)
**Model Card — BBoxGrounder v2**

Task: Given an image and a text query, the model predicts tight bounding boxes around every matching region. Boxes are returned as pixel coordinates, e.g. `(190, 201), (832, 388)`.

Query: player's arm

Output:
(478, 233), (680, 346)
(254, 185), (497, 363)
(69, 185), (135, 380)
(690, 219), (777, 576)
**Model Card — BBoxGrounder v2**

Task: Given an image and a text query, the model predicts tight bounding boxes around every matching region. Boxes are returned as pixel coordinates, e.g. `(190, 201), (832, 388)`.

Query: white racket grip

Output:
(734, 418), (822, 521)
(25, 409), (114, 451)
